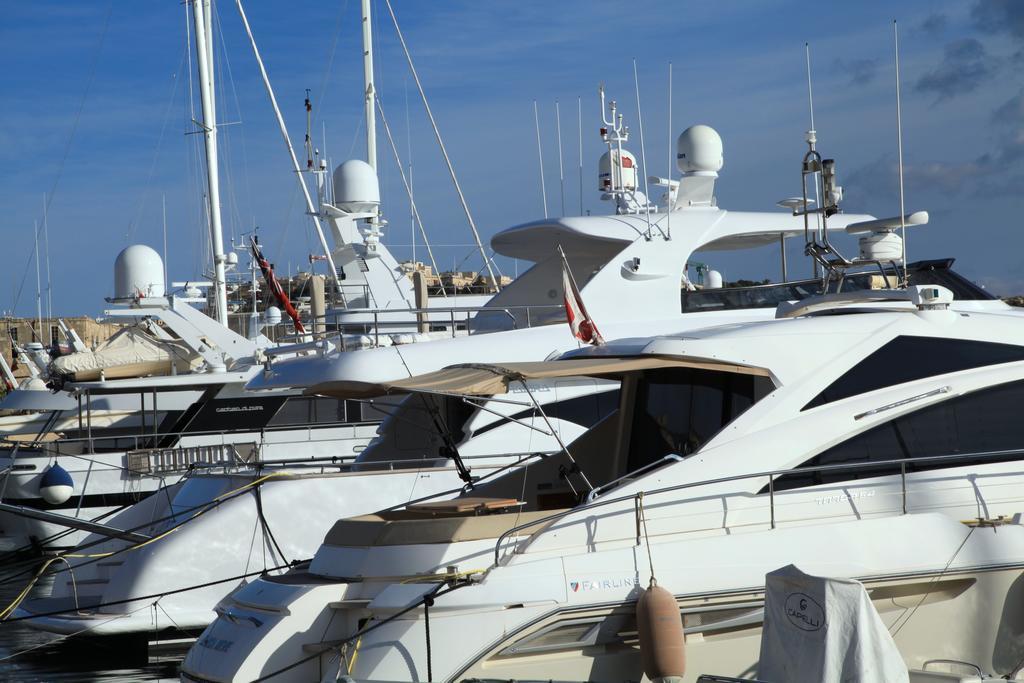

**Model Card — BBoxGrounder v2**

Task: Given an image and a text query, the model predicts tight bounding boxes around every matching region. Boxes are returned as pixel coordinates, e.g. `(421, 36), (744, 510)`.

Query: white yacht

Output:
(180, 284), (1024, 683)
(0, 259), (387, 551)
(179, 124), (1024, 681)
(15, 104), (1007, 646)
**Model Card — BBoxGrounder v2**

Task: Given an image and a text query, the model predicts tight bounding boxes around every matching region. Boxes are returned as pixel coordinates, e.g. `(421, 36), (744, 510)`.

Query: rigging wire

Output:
(375, 94), (446, 293)
(11, 0), (114, 316)
(126, 47), (187, 242)
(381, 0), (502, 290)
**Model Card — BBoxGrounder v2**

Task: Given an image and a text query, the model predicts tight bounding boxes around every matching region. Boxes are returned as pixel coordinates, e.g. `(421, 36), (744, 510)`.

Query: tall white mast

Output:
(191, 0), (229, 327)
(361, 0), (377, 171)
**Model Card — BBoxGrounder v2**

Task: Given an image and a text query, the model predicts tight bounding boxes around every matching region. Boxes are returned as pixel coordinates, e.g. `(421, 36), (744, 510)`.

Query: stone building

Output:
(1, 316), (121, 379)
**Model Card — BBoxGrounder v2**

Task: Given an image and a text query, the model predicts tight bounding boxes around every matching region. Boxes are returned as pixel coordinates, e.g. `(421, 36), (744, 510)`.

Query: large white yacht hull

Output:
(0, 424), (378, 550)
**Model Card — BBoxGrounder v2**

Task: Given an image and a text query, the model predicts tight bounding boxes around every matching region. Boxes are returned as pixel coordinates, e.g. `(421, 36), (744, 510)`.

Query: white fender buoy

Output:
(39, 462), (74, 506)
(637, 580), (686, 682)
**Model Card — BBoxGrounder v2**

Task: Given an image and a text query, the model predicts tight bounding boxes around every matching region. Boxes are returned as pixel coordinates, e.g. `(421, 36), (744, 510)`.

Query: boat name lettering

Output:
(569, 577), (639, 592)
(215, 405), (264, 413)
(815, 489), (875, 506)
(784, 592), (824, 631)
(198, 635), (234, 652)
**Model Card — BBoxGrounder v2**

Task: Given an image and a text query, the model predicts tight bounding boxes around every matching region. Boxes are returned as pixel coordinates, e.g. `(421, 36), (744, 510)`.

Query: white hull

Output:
(0, 424), (378, 550)
(15, 456), (519, 638)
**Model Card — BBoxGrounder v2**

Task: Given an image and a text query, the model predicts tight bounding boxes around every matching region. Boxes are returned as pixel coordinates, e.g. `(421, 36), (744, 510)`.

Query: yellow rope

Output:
(399, 568), (485, 584)
(345, 637), (362, 675)
(0, 557), (60, 620)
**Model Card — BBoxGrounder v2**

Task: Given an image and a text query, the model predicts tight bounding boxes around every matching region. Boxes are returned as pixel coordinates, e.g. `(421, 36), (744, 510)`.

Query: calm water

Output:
(0, 564), (185, 682)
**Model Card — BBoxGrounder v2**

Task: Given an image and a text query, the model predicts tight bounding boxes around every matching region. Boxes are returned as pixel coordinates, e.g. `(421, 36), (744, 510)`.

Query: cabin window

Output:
(774, 378), (1024, 491)
(50, 325), (60, 346)
(627, 367), (774, 472)
(803, 336), (1024, 411)
(268, 397), (348, 426)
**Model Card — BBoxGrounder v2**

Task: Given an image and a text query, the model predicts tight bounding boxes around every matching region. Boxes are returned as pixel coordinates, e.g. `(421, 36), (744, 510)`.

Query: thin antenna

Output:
(666, 61), (673, 239)
(632, 58), (654, 235)
(555, 100), (566, 216)
(894, 20), (908, 285)
(805, 42), (821, 277)
(405, 77), (415, 263)
(533, 100), (549, 218)
(162, 193), (169, 293)
(804, 43), (816, 133)
(42, 194), (52, 321)
(577, 96), (584, 215)
(33, 220), (42, 343)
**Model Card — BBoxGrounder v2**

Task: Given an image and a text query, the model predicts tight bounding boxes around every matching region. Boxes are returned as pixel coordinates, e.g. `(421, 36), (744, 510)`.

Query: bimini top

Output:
(307, 355), (770, 399)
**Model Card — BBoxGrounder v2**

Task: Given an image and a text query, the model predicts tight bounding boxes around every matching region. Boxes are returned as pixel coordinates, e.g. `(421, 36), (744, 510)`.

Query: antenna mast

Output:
(533, 100), (548, 218)
(361, 0), (377, 171)
(894, 20), (908, 285)
(191, 0), (229, 326)
(33, 221), (42, 343)
(555, 99), (566, 216)
(577, 96), (584, 215)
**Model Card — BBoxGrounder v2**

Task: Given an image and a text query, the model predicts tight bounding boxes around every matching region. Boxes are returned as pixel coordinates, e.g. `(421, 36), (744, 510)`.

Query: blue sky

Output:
(3, 0), (1024, 316)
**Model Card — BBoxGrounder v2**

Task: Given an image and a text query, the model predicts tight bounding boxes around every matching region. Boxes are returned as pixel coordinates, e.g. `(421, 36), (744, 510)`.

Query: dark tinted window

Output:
(804, 336), (1024, 410)
(773, 379), (1024, 491)
(627, 368), (774, 472)
(472, 388), (621, 438)
(268, 397), (348, 426)
(679, 259), (994, 314)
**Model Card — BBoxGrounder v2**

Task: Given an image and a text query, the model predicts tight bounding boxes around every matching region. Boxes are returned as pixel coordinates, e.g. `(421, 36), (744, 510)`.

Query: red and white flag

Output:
(560, 249), (604, 346)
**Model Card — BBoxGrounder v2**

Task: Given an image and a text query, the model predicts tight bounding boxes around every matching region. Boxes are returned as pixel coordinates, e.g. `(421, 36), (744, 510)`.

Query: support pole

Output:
(191, 0), (229, 326)
(361, 0), (377, 171)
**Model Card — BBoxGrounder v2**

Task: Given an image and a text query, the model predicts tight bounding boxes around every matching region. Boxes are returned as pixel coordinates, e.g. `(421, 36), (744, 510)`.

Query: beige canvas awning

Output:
(307, 355), (770, 399)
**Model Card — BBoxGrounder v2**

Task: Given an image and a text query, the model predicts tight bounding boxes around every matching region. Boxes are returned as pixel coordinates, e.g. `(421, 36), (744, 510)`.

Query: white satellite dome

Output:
(332, 159), (380, 213)
(264, 305), (282, 327)
(677, 124), (724, 175)
(114, 244), (165, 300)
(598, 149), (639, 191)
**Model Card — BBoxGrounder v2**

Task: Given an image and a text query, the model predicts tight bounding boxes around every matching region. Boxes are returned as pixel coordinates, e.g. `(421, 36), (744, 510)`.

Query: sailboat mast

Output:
(191, 0), (229, 327)
(361, 0), (377, 171)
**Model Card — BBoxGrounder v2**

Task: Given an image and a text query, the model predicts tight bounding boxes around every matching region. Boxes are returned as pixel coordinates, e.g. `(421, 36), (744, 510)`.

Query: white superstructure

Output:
(182, 289), (1024, 682)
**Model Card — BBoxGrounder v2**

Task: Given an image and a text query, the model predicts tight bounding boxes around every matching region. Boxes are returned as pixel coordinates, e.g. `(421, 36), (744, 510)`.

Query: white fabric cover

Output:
(758, 564), (908, 683)
(50, 326), (199, 381)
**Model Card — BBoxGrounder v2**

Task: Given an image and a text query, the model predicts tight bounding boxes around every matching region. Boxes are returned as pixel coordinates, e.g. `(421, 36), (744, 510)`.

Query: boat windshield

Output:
(626, 367), (775, 471)
(680, 259), (994, 313)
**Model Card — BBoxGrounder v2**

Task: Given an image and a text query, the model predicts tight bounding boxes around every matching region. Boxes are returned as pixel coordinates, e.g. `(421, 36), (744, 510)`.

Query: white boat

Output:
(0, 0), (496, 553)
(178, 124), (1024, 682)
(180, 284), (1024, 683)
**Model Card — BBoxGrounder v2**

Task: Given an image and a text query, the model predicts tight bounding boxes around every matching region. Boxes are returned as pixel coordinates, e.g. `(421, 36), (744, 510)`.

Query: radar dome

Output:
(264, 305), (282, 327)
(332, 159), (380, 213)
(598, 149), (639, 191)
(676, 125), (723, 174)
(114, 245), (165, 300)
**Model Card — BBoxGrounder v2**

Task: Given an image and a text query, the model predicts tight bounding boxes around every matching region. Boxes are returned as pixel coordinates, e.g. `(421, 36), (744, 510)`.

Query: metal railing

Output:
(0, 416), (380, 457)
(181, 450), (549, 477)
(493, 446), (1024, 564)
(273, 303), (566, 349)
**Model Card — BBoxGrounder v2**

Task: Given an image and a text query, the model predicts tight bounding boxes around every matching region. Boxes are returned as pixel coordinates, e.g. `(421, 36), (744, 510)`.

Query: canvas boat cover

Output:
(50, 326), (201, 382)
(759, 564), (908, 683)
(307, 355), (770, 399)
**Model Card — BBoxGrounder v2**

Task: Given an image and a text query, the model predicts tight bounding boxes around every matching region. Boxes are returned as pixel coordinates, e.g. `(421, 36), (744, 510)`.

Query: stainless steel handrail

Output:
(273, 303), (566, 346)
(0, 417), (381, 453)
(493, 446), (1024, 564)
